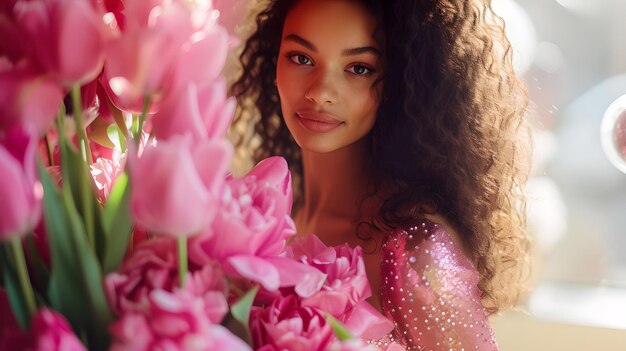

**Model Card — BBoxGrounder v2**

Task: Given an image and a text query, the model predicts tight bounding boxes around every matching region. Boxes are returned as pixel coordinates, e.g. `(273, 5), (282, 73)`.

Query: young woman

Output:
(231, 0), (531, 349)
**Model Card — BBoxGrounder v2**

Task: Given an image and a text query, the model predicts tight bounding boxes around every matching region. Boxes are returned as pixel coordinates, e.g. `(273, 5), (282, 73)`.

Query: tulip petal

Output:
(172, 27), (228, 92)
(0, 67), (63, 136)
(57, 1), (106, 84)
(130, 137), (214, 236)
(193, 140), (232, 195)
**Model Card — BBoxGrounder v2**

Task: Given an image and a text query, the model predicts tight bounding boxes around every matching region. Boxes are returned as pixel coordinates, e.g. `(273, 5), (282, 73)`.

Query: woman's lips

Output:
(296, 111), (343, 133)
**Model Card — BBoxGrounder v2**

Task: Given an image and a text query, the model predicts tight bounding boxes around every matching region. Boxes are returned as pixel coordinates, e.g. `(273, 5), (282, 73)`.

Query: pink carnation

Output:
(105, 237), (227, 315)
(250, 295), (334, 351)
(110, 289), (249, 351)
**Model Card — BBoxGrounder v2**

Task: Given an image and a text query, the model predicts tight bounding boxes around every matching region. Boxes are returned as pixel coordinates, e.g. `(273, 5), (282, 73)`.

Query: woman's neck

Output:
(297, 137), (374, 230)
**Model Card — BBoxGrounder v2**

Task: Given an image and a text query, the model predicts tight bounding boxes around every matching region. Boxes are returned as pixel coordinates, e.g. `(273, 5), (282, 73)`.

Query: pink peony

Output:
(189, 156), (294, 261)
(0, 127), (42, 241)
(250, 295), (334, 351)
(105, 237), (227, 315)
(328, 339), (378, 351)
(31, 309), (86, 351)
(90, 152), (124, 204)
(13, 0), (114, 86)
(287, 235), (394, 339)
(129, 134), (232, 237)
(288, 235), (371, 316)
(109, 289), (250, 351)
(189, 157), (325, 292)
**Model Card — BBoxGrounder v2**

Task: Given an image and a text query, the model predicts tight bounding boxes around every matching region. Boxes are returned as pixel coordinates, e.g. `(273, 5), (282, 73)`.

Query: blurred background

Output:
(489, 0), (626, 349)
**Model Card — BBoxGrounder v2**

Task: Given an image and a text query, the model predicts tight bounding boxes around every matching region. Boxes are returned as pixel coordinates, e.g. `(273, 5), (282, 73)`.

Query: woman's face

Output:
(276, 0), (382, 154)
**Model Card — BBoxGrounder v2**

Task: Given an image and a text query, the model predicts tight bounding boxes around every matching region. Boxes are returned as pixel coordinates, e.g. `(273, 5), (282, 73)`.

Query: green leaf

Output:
(102, 172), (133, 274)
(38, 163), (113, 351)
(106, 123), (126, 152)
(26, 235), (50, 297)
(232, 285), (259, 326)
(223, 285), (259, 345)
(327, 315), (354, 341)
(0, 244), (29, 329)
(58, 137), (108, 267)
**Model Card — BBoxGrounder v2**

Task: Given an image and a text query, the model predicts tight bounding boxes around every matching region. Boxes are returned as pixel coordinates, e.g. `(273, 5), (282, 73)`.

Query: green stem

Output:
(177, 237), (187, 288)
(44, 134), (54, 166)
(70, 85), (93, 164)
(134, 96), (151, 145)
(68, 86), (95, 249)
(10, 239), (37, 319)
(56, 104), (66, 137)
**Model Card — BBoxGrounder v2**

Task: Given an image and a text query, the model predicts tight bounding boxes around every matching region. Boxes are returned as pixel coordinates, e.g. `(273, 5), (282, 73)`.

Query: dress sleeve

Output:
(380, 220), (499, 351)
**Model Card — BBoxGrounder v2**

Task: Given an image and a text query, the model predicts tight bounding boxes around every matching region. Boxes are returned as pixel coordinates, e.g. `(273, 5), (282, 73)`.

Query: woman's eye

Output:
(347, 65), (373, 76)
(288, 54), (312, 65)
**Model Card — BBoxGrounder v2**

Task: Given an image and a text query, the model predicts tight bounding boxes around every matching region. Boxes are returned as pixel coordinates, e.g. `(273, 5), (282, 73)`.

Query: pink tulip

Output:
(0, 3), (28, 64)
(167, 25), (229, 95)
(129, 135), (232, 237)
(103, 0), (125, 30)
(80, 78), (98, 112)
(0, 64), (63, 136)
(13, 0), (114, 86)
(31, 309), (86, 351)
(151, 79), (235, 142)
(102, 0), (230, 113)
(101, 0), (194, 113)
(212, 0), (249, 38)
(0, 289), (32, 350)
(0, 128), (42, 241)
(106, 237), (228, 315)
(250, 295), (334, 351)
(109, 289), (250, 351)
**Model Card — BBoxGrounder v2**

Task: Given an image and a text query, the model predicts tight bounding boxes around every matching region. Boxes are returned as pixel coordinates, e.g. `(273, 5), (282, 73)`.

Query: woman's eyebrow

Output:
(283, 34), (318, 51)
(342, 46), (380, 56)
(283, 34), (380, 56)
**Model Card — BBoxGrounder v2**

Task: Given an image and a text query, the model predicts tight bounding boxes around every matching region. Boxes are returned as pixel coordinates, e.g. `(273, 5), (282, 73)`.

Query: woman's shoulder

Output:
(382, 213), (474, 266)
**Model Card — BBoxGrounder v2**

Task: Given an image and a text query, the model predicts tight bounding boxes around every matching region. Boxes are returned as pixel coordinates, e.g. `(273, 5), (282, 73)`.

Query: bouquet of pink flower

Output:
(0, 1), (393, 350)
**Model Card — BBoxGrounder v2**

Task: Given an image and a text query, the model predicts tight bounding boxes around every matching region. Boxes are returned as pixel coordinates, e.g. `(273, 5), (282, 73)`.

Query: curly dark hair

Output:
(230, 0), (531, 314)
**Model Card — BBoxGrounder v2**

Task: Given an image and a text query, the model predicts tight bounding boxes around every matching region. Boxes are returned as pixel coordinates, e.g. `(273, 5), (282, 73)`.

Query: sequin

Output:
(367, 219), (499, 351)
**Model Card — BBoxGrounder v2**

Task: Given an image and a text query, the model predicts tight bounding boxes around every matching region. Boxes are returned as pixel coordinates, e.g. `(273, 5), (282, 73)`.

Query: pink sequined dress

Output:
(369, 219), (499, 351)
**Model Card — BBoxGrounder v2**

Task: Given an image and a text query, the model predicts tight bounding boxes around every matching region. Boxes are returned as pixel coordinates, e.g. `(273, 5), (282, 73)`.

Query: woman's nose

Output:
(304, 69), (338, 105)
